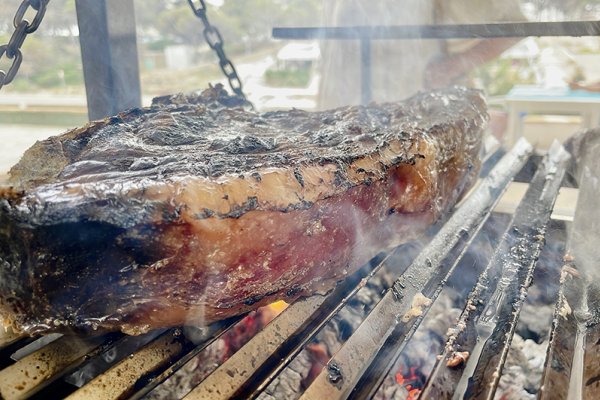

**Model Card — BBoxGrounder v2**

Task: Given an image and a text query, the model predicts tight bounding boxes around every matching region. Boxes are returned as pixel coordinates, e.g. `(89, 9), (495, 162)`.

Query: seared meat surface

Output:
(0, 86), (486, 335)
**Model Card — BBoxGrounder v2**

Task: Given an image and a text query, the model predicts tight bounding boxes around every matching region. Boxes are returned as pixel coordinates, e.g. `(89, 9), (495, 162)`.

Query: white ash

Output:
(146, 338), (227, 399)
(494, 334), (548, 400)
(516, 301), (554, 342)
(373, 376), (411, 400)
(373, 292), (462, 400)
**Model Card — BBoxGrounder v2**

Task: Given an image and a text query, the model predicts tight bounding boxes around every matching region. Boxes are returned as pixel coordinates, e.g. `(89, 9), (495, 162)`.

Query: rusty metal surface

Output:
(0, 334), (112, 400)
(420, 142), (569, 400)
(0, 328), (22, 350)
(66, 329), (186, 400)
(299, 139), (533, 400)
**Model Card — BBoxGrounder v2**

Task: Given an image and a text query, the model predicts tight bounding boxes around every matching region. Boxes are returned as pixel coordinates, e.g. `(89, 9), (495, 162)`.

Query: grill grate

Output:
(0, 137), (597, 400)
(539, 133), (600, 400)
(421, 141), (569, 399)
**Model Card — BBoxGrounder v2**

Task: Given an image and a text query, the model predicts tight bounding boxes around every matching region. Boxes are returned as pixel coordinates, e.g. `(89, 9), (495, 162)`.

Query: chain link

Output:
(0, 0), (49, 90)
(186, 0), (252, 107)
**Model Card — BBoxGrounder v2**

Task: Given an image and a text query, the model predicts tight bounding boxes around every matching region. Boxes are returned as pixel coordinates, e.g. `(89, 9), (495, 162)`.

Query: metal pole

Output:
(360, 38), (371, 105)
(75, 0), (142, 121)
(273, 21), (600, 40)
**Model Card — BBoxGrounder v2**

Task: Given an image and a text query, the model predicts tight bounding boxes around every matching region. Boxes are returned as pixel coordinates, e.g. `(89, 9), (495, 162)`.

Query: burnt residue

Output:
(391, 280), (405, 301)
(226, 196), (259, 219)
(251, 172), (262, 182)
(293, 169), (305, 187)
(243, 295), (263, 306)
(285, 286), (302, 297)
(327, 362), (344, 389)
(0, 216), (141, 335)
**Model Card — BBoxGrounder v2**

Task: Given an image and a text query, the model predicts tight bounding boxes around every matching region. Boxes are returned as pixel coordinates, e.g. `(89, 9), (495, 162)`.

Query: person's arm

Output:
(569, 80), (600, 93)
(423, 37), (520, 88)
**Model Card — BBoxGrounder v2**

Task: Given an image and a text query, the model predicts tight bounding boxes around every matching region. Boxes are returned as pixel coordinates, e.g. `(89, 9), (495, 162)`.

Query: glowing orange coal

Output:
(221, 300), (289, 361)
(395, 366), (422, 399)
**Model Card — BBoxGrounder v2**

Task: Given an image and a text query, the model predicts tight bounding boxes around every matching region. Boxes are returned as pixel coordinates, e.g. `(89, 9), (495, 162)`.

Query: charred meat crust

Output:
(0, 86), (487, 335)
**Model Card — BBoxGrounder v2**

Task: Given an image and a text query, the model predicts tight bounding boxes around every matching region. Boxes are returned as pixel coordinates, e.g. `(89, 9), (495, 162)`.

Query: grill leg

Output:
(75, 0), (142, 120)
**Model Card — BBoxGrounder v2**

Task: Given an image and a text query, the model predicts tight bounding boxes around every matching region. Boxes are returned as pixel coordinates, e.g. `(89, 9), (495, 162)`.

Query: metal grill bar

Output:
(297, 139), (533, 400)
(66, 328), (185, 400)
(0, 330), (22, 350)
(184, 249), (400, 399)
(420, 141), (569, 400)
(75, 0), (142, 120)
(60, 319), (241, 400)
(273, 21), (600, 40)
(0, 333), (121, 400)
(127, 318), (242, 400)
(539, 132), (600, 400)
(0, 338), (36, 370)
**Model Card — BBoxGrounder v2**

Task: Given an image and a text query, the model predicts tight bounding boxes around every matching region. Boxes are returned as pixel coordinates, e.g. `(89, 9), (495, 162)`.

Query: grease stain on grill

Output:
(285, 286), (301, 297)
(391, 281), (405, 301)
(327, 362), (344, 389)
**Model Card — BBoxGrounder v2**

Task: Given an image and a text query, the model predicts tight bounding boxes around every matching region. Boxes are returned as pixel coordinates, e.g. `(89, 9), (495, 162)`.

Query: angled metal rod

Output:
(421, 141), (570, 400)
(539, 129), (600, 400)
(299, 138), (533, 400)
(352, 146), (509, 398)
(67, 328), (185, 400)
(273, 21), (600, 40)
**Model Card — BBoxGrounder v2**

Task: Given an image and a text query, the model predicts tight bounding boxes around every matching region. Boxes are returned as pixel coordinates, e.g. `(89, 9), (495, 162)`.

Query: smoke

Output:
(318, 0), (438, 109)
(565, 129), (600, 284)
(317, 1), (528, 109)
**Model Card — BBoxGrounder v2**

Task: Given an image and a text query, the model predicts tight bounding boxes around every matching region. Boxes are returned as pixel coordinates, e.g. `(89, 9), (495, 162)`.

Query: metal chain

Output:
(0, 0), (49, 91)
(186, 0), (252, 106)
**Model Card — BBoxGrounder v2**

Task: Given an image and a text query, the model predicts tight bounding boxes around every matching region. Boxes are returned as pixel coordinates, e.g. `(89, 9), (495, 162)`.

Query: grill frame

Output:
(2, 7), (600, 399)
(1, 133), (595, 400)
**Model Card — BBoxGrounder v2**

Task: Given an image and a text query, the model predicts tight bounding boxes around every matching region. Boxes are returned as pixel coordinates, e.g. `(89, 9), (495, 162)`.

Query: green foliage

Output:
(264, 67), (311, 87)
(525, 0), (600, 18)
(5, 34), (84, 92)
(471, 58), (536, 96)
(146, 38), (176, 51)
(135, 0), (322, 48)
(1, 0), (324, 93)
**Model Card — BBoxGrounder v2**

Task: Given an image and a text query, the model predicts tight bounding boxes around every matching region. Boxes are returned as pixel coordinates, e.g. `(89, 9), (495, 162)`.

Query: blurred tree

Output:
(0, 0), (78, 36)
(134, 0), (322, 49)
(524, 0), (600, 18)
(1, 0), (324, 92)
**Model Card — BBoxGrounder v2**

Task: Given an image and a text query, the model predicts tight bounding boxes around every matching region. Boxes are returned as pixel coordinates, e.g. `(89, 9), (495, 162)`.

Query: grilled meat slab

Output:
(0, 86), (487, 335)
